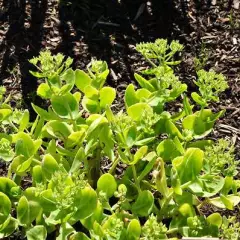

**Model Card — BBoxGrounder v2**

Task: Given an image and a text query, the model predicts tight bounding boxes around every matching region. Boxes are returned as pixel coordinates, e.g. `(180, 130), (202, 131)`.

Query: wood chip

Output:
(98, 21), (120, 27)
(233, 37), (238, 45)
(134, 3), (145, 21)
(211, 0), (217, 5)
(233, 0), (240, 9)
(219, 124), (240, 134)
(110, 68), (118, 81)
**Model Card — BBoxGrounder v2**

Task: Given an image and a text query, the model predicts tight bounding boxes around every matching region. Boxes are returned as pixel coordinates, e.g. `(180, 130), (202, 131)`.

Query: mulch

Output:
(0, 0), (240, 214)
(0, 0), (239, 159)
(0, 0), (240, 238)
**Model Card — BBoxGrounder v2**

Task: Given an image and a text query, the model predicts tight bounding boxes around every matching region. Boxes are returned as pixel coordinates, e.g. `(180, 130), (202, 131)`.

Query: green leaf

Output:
(178, 203), (195, 217)
(19, 110), (29, 132)
(131, 190), (154, 217)
(0, 109), (12, 121)
(16, 156), (33, 174)
(32, 165), (43, 185)
(105, 105), (115, 122)
(75, 69), (92, 93)
(125, 126), (137, 147)
(183, 95), (193, 115)
(127, 103), (153, 121)
(29, 71), (45, 78)
(125, 84), (139, 108)
(156, 158), (170, 197)
(73, 187), (97, 220)
(0, 217), (18, 238)
(0, 138), (14, 162)
(172, 148), (204, 184)
(0, 193), (11, 224)
(183, 110), (223, 138)
(86, 115), (108, 139)
(40, 189), (56, 212)
(70, 232), (91, 240)
(169, 83), (187, 101)
(188, 176), (225, 197)
(220, 195), (240, 210)
(70, 147), (85, 173)
(127, 219), (141, 240)
(17, 196), (30, 225)
(156, 139), (181, 161)
(207, 213), (222, 228)
(42, 154), (59, 180)
(137, 153), (157, 182)
(56, 223), (74, 240)
(51, 93), (79, 119)
(99, 87), (116, 109)
(134, 73), (155, 92)
(37, 83), (52, 99)
(130, 146), (148, 165)
(191, 92), (206, 106)
(221, 176), (234, 195)
(73, 92), (82, 103)
(135, 136), (155, 146)
(81, 202), (103, 230)
(31, 104), (52, 121)
(0, 177), (17, 198)
(136, 88), (151, 100)
(13, 132), (35, 158)
(84, 85), (99, 100)
(26, 225), (47, 240)
(60, 68), (75, 92)
(66, 130), (85, 148)
(187, 140), (213, 150)
(165, 120), (183, 139)
(82, 96), (100, 113)
(97, 173), (117, 198)
(44, 120), (72, 140)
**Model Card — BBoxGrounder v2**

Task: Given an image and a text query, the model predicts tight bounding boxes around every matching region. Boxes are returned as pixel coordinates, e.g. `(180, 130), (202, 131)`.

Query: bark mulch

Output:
(0, 0), (239, 159)
(0, 0), (240, 237)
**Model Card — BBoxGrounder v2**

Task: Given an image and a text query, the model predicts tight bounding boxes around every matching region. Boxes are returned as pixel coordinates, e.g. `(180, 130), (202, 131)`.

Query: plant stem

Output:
(33, 159), (41, 165)
(158, 191), (173, 221)
(131, 165), (141, 193)
(13, 174), (21, 185)
(109, 157), (120, 174)
(89, 146), (101, 188)
(144, 55), (158, 68)
(9, 120), (18, 132)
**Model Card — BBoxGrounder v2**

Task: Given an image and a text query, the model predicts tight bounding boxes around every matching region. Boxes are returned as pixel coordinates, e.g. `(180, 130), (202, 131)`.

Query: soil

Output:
(0, 0), (240, 238)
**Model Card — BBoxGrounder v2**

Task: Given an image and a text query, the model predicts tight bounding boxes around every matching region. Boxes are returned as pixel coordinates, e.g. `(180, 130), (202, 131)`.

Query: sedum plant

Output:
(0, 39), (239, 240)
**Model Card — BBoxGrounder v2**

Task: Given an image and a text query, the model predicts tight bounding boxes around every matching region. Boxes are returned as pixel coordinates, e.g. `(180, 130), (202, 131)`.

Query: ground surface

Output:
(0, 0), (239, 160)
(0, 0), (239, 139)
(0, 0), (240, 232)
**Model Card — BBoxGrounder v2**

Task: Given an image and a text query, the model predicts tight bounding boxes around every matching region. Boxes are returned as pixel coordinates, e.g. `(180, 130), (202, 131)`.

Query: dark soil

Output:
(0, 0), (240, 237)
(1, 0), (239, 139)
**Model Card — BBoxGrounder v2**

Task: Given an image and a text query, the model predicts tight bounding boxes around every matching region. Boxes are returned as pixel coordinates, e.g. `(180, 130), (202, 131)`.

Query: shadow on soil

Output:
(0, 0), (192, 109)
(0, 0), (47, 115)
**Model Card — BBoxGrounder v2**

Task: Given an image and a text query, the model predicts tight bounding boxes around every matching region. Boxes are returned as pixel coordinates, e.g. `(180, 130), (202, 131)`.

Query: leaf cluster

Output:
(0, 39), (238, 240)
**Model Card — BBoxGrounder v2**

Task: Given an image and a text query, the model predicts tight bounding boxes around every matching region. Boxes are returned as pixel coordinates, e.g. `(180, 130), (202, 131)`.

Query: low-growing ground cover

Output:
(0, 39), (239, 239)
(0, 0), (239, 239)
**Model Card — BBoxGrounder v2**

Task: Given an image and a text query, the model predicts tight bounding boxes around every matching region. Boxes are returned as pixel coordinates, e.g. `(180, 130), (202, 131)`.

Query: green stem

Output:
(145, 56), (158, 68)
(89, 147), (101, 188)
(181, 181), (192, 189)
(132, 165), (141, 193)
(13, 174), (21, 185)
(64, 102), (77, 131)
(109, 157), (120, 174)
(32, 159), (41, 165)
(9, 120), (18, 132)
(158, 191), (173, 220)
